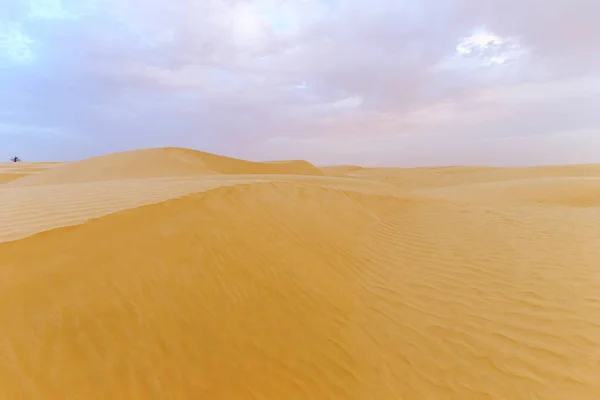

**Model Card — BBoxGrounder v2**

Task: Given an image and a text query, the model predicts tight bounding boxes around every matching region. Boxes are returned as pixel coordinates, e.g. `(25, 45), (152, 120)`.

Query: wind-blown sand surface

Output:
(0, 162), (63, 183)
(1, 147), (600, 399)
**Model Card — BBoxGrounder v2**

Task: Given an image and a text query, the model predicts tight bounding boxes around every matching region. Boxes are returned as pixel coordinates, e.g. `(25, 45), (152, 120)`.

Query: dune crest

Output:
(10, 147), (323, 186)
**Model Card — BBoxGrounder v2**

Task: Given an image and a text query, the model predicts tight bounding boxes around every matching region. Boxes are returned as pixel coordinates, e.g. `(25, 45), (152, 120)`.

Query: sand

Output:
(0, 162), (63, 183)
(1, 147), (600, 399)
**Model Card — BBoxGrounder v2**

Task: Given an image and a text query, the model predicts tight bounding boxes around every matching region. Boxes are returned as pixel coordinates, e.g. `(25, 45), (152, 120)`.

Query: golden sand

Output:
(1, 148), (600, 399)
(0, 162), (63, 183)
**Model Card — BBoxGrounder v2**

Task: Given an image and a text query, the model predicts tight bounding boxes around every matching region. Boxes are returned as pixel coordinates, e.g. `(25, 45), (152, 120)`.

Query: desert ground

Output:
(1, 147), (600, 399)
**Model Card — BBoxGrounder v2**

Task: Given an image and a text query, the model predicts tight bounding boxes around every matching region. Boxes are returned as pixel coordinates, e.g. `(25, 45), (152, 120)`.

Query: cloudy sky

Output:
(1, 0), (599, 166)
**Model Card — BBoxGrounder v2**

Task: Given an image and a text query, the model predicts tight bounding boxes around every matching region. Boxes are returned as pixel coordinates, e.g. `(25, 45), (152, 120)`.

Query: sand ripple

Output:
(1, 150), (600, 398)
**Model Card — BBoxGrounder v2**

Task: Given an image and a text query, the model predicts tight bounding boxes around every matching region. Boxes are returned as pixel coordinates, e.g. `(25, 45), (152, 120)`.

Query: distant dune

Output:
(320, 165), (365, 176)
(336, 164), (600, 191)
(9, 147), (323, 186)
(1, 148), (600, 399)
(0, 162), (63, 183)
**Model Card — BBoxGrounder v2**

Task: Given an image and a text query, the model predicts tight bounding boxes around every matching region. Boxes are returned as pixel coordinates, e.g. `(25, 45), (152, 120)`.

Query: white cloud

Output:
(0, 22), (35, 63)
(27, 0), (77, 20)
(438, 28), (528, 71)
(331, 95), (364, 109)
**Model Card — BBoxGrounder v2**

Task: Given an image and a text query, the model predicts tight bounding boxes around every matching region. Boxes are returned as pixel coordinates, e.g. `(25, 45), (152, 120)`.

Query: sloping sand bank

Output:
(0, 162), (62, 183)
(8, 147), (323, 187)
(1, 148), (600, 399)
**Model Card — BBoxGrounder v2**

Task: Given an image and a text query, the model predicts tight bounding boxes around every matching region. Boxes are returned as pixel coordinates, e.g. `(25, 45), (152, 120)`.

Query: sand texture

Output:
(1, 147), (600, 399)
(0, 162), (63, 183)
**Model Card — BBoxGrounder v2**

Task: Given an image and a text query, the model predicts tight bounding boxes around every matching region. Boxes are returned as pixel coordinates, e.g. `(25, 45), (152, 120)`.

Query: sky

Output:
(1, 0), (599, 166)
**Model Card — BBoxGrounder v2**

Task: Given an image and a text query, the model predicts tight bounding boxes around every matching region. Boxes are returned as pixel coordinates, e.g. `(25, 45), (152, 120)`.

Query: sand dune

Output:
(418, 176), (600, 207)
(9, 147), (323, 186)
(0, 174), (398, 244)
(1, 148), (600, 399)
(320, 165), (365, 176)
(344, 164), (600, 192)
(0, 162), (63, 183)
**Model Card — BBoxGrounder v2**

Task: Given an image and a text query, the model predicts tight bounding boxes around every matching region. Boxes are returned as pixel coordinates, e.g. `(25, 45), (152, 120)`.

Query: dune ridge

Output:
(1, 148), (600, 399)
(0, 174), (399, 244)
(9, 147), (323, 187)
